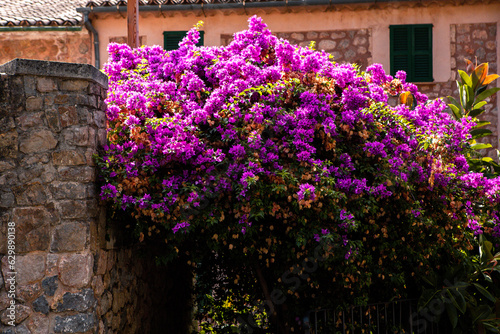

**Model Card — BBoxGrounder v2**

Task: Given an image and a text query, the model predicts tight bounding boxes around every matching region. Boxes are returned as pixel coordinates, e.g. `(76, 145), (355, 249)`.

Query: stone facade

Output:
(221, 28), (372, 69)
(418, 22), (498, 158)
(0, 31), (91, 67)
(0, 59), (190, 334)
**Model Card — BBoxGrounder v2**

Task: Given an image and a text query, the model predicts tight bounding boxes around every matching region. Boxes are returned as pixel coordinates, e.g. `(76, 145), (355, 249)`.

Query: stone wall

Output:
(0, 31), (92, 67)
(221, 28), (372, 69)
(0, 59), (188, 334)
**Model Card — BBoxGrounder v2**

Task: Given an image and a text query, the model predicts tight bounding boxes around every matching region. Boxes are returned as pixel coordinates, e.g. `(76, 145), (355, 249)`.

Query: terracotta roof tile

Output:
(0, 0), (87, 26)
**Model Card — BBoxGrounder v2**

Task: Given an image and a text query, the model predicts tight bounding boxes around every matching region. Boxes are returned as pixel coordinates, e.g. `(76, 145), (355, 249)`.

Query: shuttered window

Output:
(390, 25), (433, 82)
(163, 31), (204, 51)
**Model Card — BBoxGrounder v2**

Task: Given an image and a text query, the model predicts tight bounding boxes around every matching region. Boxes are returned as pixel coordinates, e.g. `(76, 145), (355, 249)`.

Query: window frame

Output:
(163, 31), (205, 51)
(390, 24), (433, 83)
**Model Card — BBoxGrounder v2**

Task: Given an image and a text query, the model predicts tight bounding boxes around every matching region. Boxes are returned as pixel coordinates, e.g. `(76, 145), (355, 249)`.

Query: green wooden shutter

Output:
(412, 25), (433, 82)
(163, 31), (205, 51)
(390, 25), (433, 82)
(390, 26), (411, 79)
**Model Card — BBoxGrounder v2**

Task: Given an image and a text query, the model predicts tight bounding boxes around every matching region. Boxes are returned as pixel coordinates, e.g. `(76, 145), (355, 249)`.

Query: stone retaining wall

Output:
(0, 59), (187, 334)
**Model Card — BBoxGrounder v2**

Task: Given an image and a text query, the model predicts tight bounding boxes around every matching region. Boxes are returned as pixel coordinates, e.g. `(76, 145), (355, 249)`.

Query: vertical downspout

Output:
(82, 11), (100, 69)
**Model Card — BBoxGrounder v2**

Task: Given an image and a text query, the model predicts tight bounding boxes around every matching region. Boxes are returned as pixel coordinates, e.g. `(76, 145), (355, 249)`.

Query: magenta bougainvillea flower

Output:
(97, 15), (500, 269)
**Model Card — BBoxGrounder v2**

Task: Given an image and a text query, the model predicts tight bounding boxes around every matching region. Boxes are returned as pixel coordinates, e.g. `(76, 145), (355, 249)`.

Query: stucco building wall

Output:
(0, 30), (92, 66)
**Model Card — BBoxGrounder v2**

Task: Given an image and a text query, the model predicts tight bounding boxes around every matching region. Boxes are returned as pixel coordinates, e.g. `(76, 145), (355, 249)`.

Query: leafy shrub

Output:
(97, 16), (500, 332)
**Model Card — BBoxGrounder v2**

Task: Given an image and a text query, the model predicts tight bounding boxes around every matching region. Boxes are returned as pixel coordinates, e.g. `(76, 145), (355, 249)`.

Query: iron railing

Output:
(303, 299), (439, 334)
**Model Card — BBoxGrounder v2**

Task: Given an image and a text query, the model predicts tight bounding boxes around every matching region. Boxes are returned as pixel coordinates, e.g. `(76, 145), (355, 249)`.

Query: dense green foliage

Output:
(96, 17), (500, 332)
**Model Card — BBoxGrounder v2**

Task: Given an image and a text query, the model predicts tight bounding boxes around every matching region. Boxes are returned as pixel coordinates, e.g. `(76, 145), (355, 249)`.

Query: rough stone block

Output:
(331, 31), (346, 39)
(100, 291), (112, 315)
(53, 94), (69, 105)
(0, 304), (31, 326)
(32, 296), (49, 315)
(13, 182), (47, 206)
(318, 40), (336, 51)
(49, 182), (88, 200)
(0, 130), (18, 159)
(290, 32), (304, 41)
(25, 96), (43, 112)
(45, 109), (61, 133)
(58, 253), (93, 288)
(19, 130), (57, 154)
(56, 289), (95, 312)
(0, 291), (9, 311)
(353, 36), (367, 46)
(0, 193), (15, 208)
(0, 116), (16, 133)
(58, 106), (78, 128)
(16, 281), (42, 303)
(88, 83), (102, 96)
(306, 31), (318, 40)
(92, 110), (106, 129)
(26, 312), (50, 334)
(57, 167), (95, 182)
(37, 77), (57, 93)
(472, 29), (488, 40)
(457, 34), (471, 44)
(450, 25), (456, 43)
(12, 208), (52, 253)
(62, 127), (90, 147)
(52, 151), (85, 166)
(50, 222), (88, 252)
(20, 153), (49, 166)
(60, 80), (89, 92)
(57, 200), (94, 219)
(0, 161), (15, 173)
(97, 129), (107, 147)
(11, 253), (45, 285)
(92, 276), (104, 297)
(338, 39), (350, 49)
(41, 276), (58, 297)
(54, 313), (95, 333)
(95, 251), (107, 276)
(18, 166), (43, 184)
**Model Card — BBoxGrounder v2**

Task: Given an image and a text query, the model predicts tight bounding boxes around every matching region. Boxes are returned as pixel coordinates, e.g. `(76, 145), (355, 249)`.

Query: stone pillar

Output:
(0, 59), (107, 334)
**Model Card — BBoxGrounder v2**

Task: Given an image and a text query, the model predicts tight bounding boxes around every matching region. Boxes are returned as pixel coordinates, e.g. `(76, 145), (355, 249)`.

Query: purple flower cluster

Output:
(98, 15), (500, 248)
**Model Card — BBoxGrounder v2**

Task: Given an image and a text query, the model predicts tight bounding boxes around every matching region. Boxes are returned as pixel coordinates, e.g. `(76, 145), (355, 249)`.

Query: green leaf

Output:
(418, 289), (438, 311)
(472, 283), (496, 303)
(473, 101), (488, 110)
(445, 301), (458, 328)
(483, 322), (500, 333)
(475, 87), (500, 105)
(449, 104), (462, 120)
(475, 121), (491, 128)
(446, 289), (466, 314)
(470, 128), (493, 139)
(472, 305), (493, 323)
(466, 84), (475, 110)
(469, 108), (486, 118)
(471, 143), (492, 150)
(458, 70), (472, 87)
(460, 85), (468, 110)
(448, 96), (462, 111)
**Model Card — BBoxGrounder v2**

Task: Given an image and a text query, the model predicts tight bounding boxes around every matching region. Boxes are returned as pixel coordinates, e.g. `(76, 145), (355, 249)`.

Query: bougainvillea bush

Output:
(97, 17), (500, 332)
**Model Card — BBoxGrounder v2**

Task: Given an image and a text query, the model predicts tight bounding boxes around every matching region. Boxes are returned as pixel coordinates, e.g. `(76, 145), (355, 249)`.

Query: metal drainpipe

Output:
(81, 10), (100, 69)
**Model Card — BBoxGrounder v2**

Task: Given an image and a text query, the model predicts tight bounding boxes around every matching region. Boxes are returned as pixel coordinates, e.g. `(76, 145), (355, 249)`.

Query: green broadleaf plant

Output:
(448, 60), (500, 176)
